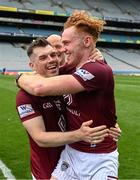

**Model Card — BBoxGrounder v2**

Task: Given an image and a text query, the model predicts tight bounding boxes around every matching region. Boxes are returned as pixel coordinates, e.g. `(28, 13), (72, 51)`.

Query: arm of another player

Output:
(23, 117), (109, 147)
(18, 73), (85, 96)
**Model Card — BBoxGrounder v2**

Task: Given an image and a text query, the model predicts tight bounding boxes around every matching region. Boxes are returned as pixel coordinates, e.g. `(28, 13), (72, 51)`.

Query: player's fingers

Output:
(91, 127), (109, 136)
(92, 125), (107, 131)
(91, 133), (108, 141)
(113, 138), (119, 142)
(109, 128), (121, 137)
(110, 127), (122, 132)
(82, 120), (93, 127)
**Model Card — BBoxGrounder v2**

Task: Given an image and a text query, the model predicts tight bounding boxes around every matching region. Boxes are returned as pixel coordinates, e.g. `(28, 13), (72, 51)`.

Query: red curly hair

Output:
(64, 10), (106, 42)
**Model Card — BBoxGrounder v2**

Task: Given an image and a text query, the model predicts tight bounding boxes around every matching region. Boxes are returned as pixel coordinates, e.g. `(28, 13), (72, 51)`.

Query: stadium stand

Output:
(0, 0), (140, 74)
(21, 27), (59, 36)
(0, 25), (20, 33)
(0, 0), (140, 20)
(100, 48), (140, 74)
(0, 42), (29, 74)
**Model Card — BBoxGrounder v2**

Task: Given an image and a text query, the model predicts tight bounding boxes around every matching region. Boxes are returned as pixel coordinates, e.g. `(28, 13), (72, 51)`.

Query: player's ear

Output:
(29, 61), (34, 70)
(83, 36), (92, 47)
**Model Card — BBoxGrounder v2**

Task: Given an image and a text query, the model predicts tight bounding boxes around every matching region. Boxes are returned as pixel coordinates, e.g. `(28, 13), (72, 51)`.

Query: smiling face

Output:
(29, 44), (59, 77)
(61, 26), (85, 67)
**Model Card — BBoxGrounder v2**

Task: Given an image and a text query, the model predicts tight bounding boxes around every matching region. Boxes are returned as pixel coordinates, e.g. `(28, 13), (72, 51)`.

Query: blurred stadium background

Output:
(0, 0), (140, 75)
(0, 0), (140, 179)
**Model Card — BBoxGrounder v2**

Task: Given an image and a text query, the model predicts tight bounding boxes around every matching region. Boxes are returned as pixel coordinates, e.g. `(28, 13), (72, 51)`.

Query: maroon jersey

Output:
(16, 90), (66, 179)
(63, 60), (117, 153)
(59, 62), (76, 75)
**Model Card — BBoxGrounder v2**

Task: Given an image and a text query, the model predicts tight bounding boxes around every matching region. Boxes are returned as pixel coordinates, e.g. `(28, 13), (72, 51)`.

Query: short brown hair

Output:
(64, 10), (106, 42)
(27, 37), (50, 57)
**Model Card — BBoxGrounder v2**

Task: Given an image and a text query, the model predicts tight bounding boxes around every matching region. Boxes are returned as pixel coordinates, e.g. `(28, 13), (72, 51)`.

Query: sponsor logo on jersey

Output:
(58, 115), (66, 132)
(43, 102), (53, 109)
(17, 104), (35, 118)
(74, 69), (94, 81)
(66, 107), (80, 116)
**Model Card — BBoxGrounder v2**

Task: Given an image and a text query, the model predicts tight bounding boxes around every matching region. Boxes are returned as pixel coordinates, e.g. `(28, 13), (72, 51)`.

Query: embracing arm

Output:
(23, 116), (109, 147)
(18, 73), (85, 96)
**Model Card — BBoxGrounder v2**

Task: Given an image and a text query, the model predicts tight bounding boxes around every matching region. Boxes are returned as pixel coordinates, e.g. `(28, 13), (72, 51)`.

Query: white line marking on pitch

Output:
(0, 160), (16, 179)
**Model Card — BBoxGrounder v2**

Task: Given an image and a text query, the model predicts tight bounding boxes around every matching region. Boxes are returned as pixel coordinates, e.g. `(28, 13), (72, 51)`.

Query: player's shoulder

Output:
(16, 89), (34, 104)
(79, 60), (113, 80)
(84, 59), (106, 66)
(16, 89), (28, 97)
(83, 59), (111, 71)
(81, 60), (104, 71)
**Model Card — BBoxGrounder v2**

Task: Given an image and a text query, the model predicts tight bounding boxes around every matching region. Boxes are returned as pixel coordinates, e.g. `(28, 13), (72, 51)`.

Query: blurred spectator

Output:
(2, 67), (6, 75)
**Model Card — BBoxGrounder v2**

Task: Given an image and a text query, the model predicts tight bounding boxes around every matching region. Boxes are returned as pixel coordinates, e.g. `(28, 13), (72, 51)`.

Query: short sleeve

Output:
(72, 61), (108, 91)
(16, 90), (41, 122)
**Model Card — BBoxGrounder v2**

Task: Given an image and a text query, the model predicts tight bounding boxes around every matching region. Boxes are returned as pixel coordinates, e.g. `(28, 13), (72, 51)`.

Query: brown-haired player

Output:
(16, 37), (110, 179)
(17, 11), (121, 179)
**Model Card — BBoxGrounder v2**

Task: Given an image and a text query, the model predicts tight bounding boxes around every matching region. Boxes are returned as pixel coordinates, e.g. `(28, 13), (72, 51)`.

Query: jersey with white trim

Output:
(16, 90), (66, 179)
(63, 60), (117, 153)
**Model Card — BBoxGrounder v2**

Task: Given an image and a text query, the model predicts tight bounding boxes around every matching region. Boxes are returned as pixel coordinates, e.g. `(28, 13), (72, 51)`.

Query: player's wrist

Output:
(15, 73), (23, 88)
(73, 129), (83, 142)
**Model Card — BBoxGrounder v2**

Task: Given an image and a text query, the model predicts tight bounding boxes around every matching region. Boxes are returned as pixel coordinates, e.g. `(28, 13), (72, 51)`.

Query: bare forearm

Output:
(24, 118), (109, 147)
(35, 130), (81, 147)
(18, 74), (42, 95)
(18, 73), (84, 96)
(35, 123), (109, 147)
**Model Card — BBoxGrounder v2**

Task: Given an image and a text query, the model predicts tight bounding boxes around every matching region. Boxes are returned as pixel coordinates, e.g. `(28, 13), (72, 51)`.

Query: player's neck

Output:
(77, 49), (91, 68)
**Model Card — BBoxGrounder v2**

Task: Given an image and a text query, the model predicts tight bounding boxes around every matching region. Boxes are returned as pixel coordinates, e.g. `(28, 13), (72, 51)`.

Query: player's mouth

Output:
(47, 64), (58, 70)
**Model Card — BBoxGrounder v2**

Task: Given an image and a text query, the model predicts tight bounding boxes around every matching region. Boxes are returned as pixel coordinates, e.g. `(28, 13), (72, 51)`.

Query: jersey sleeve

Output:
(16, 90), (41, 122)
(72, 61), (109, 92)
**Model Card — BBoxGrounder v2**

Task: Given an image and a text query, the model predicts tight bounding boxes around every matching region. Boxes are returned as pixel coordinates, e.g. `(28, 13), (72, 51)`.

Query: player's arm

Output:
(18, 73), (85, 96)
(23, 116), (109, 147)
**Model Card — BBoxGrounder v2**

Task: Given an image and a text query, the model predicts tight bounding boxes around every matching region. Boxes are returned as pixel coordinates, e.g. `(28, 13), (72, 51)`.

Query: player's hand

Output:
(109, 124), (121, 142)
(88, 48), (104, 61)
(78, 120), (109, 144)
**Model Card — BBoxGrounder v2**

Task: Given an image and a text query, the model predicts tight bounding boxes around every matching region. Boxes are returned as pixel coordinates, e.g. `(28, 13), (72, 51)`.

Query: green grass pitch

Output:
(0, 74), (140, 179)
